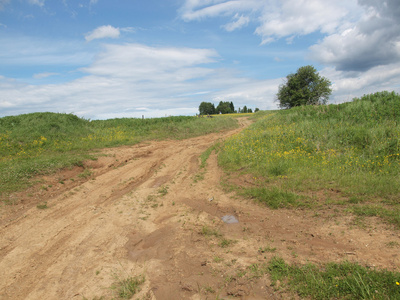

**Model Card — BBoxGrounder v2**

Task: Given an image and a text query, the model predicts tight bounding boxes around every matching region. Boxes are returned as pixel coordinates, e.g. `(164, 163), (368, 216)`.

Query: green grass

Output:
(200, 142), (221, 169)
(0, 112), (237, 197)
(258, 245), (277, 253)
(218, 238), (237, 248)
(157, 185), (169, 196)
(36, 202), (48, 209)
(111, 274), (145, 299)
(268, 257), (400, 299)
(218, 91), (400, 226)
(201, 226), (222, 238)
(240, 186), (306, 209)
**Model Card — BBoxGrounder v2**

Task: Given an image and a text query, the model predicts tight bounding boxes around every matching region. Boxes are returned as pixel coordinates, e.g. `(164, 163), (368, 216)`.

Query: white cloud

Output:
(0, 43), (222, 119)
(310, 0), (400, 71)
(179, 0), (399, 72)
(81, 43), (219, 80)
(180, 0), (257, 21)
(255, 0), (358, 44)
(28, 0), (45, 7)
(0, 42), (285, 119)
(179, 0), (358, 38)
(85, 25), (120, 42)
(120, 27), (136, 33)
(212, 78), (282, 110)
(2, 39), (399, 119)
(222, 13), (249, 31)
(315, 63), (400, 106)
(33, 72), (59, 79)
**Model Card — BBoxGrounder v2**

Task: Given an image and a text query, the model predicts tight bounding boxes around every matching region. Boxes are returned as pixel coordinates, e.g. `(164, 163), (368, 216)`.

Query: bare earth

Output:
(1, 118), (399, 300)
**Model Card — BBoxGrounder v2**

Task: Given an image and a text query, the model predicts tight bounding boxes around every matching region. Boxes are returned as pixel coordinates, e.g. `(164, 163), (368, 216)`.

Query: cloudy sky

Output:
(0, 0), (399, 119)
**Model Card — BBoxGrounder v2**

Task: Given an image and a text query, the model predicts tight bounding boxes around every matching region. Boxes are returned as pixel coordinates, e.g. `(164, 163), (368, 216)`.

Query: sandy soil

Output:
(1, 118), (399, 300)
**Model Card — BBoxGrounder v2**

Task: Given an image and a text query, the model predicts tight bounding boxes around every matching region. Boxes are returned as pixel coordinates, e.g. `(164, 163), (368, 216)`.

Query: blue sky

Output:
(1, 0), (399, 119)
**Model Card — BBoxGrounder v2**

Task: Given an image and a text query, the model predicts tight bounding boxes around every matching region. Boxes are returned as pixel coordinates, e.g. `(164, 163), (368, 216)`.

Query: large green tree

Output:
(277, 65), (332, 109)
(198, 102), (216, 115)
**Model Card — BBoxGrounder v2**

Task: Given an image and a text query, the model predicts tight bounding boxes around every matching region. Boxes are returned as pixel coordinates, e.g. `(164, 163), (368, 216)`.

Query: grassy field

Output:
(219, 91), (400, 224)
(218, 91), (400, 299)
(0, 113), (237, 195)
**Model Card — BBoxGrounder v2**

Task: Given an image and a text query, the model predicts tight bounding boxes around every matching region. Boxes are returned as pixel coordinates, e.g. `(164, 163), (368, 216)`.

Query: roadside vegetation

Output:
(219, 91), (400, 219)
(268, 257), (400, 299)
(0, 113), (237, 195)
(218, 91), (400, 299)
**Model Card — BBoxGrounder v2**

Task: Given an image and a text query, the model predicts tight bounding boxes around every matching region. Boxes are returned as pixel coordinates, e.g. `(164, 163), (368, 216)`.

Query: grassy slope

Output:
(0, 113), (237, 195)
(219, 91), (400, 220)
(218, 91), (400, 299)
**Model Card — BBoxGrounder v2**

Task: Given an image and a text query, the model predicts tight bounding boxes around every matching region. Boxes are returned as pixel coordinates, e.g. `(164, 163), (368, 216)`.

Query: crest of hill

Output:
(0, 112), (92, 142)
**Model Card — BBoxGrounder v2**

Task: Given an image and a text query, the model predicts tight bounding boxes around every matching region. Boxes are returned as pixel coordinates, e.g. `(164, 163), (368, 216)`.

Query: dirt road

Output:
(1, 118), (399, 299)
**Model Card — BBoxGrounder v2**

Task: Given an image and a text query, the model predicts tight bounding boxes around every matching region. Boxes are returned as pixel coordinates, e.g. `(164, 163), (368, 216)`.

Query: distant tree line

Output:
(198, 101), (259, 115)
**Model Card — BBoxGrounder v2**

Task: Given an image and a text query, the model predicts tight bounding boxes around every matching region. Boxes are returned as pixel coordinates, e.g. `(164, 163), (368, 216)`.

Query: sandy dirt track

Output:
(1, 118), (399, 300)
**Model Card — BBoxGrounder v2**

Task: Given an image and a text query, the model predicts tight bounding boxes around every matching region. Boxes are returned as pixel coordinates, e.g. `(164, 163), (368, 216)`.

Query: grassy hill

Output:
(219, 91), (400, 225)
(217, 91), (400, 299)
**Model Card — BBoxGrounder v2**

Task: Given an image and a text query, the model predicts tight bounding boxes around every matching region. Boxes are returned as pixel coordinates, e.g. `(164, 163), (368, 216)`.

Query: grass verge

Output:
(268, 257), (400, 299)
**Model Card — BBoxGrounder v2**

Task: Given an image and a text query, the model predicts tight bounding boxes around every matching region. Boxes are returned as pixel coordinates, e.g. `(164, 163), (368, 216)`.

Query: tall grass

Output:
(0, 112), (237, 195)
(219, 91), (400, 224)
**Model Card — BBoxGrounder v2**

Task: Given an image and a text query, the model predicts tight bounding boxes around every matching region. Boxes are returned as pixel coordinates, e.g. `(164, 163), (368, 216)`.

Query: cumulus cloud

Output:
(179, 0), (400, 72)
(85, 25), (120, 42)
(255, 0), (358, 44)
(81, 43), (219, 80)
(179, 0), (357, 39)
(310, 0), (400, 71)
(324, 63), (400, 101)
